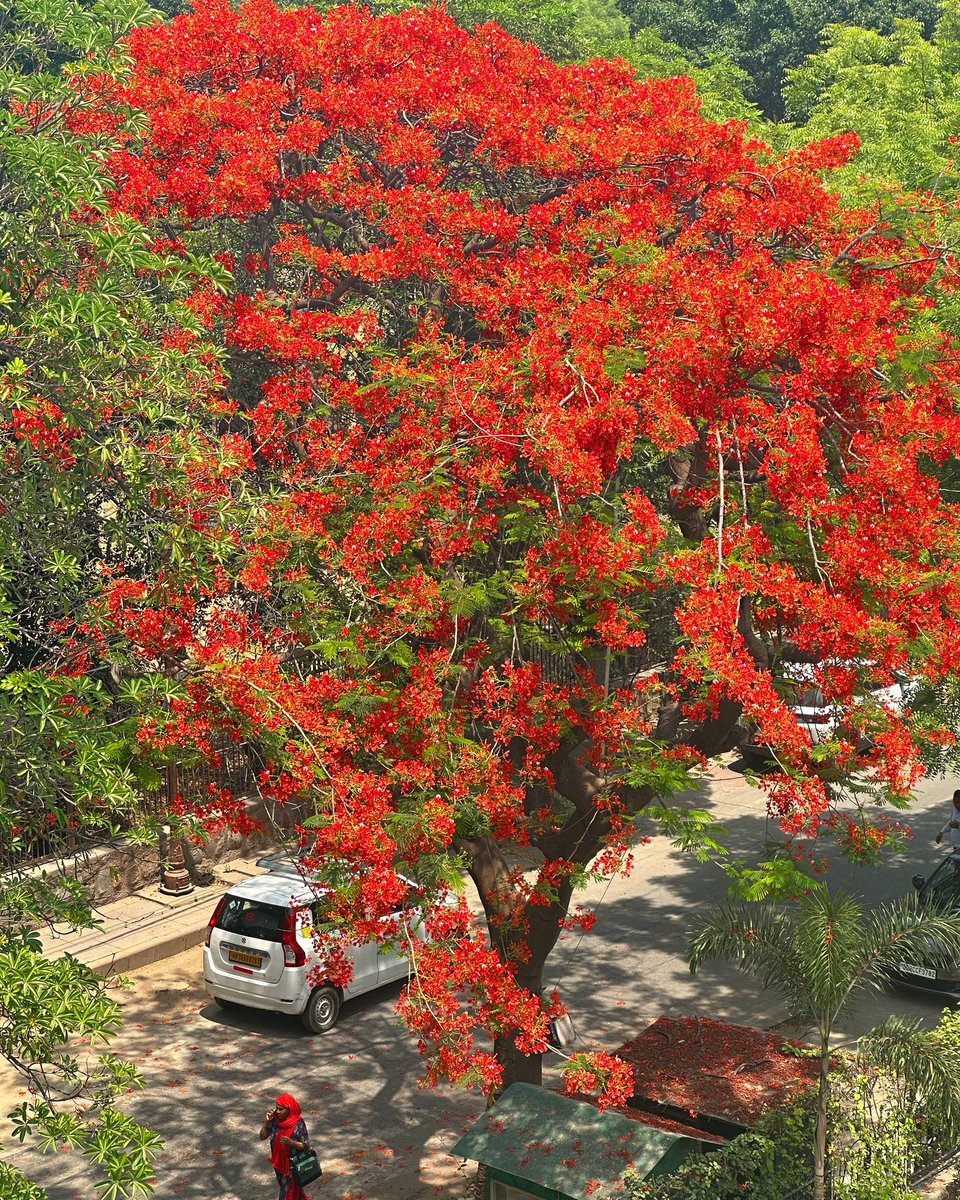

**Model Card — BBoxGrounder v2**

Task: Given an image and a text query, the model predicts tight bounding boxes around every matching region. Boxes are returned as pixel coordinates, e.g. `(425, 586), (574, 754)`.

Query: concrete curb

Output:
(41, 858), (265, 978)
(82, 905), (212, 978)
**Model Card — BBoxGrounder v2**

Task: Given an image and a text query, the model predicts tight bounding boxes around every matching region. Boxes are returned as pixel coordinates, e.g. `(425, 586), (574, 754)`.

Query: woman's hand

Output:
(279, 1135), (299, 1147)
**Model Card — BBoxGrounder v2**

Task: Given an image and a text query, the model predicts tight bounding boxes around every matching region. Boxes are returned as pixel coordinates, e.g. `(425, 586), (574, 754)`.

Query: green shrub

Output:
(625, 1099), (814, 1200)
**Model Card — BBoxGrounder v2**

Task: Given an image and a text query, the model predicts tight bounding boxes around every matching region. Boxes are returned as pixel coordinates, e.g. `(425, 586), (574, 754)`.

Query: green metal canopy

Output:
(451, 1083), (704, 1199)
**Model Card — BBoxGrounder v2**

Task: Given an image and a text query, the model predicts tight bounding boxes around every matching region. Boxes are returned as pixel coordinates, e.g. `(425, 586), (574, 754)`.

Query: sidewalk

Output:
(40, 853), (266, 977)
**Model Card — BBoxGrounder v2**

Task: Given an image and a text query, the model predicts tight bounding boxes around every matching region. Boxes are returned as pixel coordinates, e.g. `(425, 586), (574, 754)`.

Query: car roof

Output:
(225, 873), (318, 907)
(254, 851), (311, 875)
(254, 852), (420, 891)
(255, 852), (360, 886)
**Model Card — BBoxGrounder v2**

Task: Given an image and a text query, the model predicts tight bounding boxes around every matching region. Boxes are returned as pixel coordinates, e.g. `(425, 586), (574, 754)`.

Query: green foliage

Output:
(366, 0), (636, 61)
(9, 1096), (163, 1200)
(783, 9), (960, 196)
(827, 1076), (924, 1200)
(447, 0), (634, 62)
(722, 850), (828, 902)
(690, 889), (960, 1025)
(643, 804), (729, 859)
(844, 1016), (960, 1194)
(873, 1008), (960, 1150)
(0, 0), (224, 840)
(621, 0), (938, 115)
(0, 941), (122, 1065)
(626, 1098), (814, 1199)
(0, 1162), (46, 1200)
(620, 27), (758, 121)
(690, 888), (960, 1199)
(0, 0), (223, 1194)
(0, 874), (163, 1198)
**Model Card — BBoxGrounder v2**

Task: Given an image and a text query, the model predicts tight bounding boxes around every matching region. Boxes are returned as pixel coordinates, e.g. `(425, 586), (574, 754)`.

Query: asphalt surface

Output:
(3, 763), (958, 1200)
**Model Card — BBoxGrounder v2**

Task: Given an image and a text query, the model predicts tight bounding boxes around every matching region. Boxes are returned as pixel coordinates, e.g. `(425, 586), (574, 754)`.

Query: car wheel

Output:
(213, 996), (237, 1011)
(301, 985), (341, 1034)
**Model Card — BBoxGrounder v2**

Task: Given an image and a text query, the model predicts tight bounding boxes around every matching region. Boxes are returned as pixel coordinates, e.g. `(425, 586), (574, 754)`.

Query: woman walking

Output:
(260, 1093), (313, 1200)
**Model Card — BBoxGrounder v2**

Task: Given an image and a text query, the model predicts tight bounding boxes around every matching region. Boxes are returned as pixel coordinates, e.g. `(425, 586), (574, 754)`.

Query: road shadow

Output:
(197, 978), (410, 1039)
(540, 769), (958, 1084)
(11, 959), (479, 1200)
(11, 767), (959, 1199)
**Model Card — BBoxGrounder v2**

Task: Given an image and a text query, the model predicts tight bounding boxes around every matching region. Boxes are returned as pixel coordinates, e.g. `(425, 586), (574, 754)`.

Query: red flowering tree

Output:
(65, 0), (960, 1097)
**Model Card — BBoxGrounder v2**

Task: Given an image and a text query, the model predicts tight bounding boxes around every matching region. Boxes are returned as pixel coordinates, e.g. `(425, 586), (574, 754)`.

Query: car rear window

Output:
(216, 896), (288, 942)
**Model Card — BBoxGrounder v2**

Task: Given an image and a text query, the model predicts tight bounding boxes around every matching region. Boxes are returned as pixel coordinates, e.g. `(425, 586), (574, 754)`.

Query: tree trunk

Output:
(813, 1035), (830, 1200)
(495, 960), (547, 1092)
(461, 837), (575, 1096)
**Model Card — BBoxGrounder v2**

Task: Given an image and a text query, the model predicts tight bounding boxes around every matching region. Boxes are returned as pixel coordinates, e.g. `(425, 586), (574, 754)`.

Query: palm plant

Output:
(689, 889), (960, 1200)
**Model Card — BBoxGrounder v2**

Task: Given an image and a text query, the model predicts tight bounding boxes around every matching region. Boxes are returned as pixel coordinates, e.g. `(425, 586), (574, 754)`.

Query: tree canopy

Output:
(39, 0), (959, 1101)
(0, 0), (222, 1193)
(7, 0), (960, 1159)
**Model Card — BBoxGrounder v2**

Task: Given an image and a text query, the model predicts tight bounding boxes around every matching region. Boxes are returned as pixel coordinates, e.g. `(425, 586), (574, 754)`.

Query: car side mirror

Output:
(913, 875), (925, 890)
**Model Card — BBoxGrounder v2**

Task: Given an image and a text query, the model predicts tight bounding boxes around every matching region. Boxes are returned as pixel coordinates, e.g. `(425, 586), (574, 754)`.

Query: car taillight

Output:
(205, 895), (227, 947)
(282, 911), (306, 967)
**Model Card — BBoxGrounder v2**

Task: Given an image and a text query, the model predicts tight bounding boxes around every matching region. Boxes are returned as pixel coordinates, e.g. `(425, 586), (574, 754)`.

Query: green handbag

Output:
(291, 1147), (322, 1186)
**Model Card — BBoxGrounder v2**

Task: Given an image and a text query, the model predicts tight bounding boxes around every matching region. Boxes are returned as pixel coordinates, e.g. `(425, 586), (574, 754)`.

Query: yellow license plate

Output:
(229, 949), (263, 967)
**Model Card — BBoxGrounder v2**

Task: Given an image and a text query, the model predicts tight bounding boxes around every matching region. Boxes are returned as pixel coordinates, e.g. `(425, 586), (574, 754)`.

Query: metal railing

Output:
(0, 741), (259, 877)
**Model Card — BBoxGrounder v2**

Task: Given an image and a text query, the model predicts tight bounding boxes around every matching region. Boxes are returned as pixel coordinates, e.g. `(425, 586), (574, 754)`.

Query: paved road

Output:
(549, 764), (956, 1056)
(3, 764), (957, 1200)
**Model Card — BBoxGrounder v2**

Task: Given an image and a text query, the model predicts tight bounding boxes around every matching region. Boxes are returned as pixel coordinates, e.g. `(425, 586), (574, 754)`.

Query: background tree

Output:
(689, 890), (960, 1200)
(621, 0), (939, 115)
(0, 0), (226, 1193)
(0, 0), (237, 860)
(413, 0), (636, 63)
(783, 2), (960, 197)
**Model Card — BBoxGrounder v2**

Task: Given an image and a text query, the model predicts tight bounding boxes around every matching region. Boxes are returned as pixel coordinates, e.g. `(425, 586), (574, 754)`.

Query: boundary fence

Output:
(0, 741), (259, 878)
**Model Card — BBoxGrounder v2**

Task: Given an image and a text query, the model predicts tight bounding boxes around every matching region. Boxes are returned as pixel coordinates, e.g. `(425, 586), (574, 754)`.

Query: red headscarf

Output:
(270, 1093), (303, 1175)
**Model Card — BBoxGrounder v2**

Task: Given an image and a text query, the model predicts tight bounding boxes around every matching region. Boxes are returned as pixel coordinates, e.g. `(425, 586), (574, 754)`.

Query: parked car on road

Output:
(203, 856), (427, 1032)
(889, 850), (960, 998)
(739, 662), (908, 766)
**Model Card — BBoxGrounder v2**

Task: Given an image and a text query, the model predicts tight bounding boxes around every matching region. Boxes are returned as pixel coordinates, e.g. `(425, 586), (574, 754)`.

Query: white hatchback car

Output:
(740, 662), (908, 765)
(203, 857), (420, 1033)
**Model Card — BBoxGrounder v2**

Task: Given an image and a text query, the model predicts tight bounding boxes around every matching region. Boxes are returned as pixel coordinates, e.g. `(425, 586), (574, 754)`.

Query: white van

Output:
(202, 857), (420, 1032)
